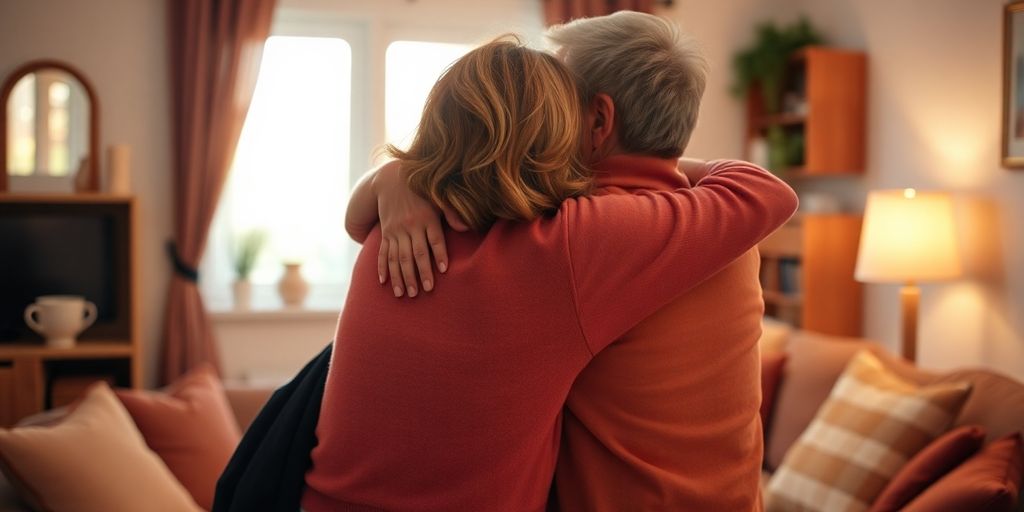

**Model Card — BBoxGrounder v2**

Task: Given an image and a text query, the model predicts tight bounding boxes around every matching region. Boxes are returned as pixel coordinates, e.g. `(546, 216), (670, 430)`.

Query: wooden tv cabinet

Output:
(0, 194), (141, 426)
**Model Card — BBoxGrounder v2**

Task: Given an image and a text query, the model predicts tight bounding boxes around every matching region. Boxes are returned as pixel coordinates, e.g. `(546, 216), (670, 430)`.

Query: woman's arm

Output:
(566, 159), (798, 354)
(344, 160), (468, 297)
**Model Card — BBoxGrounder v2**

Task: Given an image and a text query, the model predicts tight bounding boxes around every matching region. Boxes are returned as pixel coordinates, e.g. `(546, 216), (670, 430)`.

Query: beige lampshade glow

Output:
(855, 189), (962, 283)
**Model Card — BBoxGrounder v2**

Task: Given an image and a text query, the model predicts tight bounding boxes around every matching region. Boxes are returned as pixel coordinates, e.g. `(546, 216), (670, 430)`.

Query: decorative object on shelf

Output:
(73, 157), (92, 192)
(229, 230), (266, 310)
(1003, 1), (1024, 168)
(732, 17), (823, 114)
(23, 295), (98, 348)
(278, 262), (309, 307)
(799, 192), (842, 214)
(107, 144), (132, 194)
(855, 189), (962, 362)
(0, 60), (100, 193)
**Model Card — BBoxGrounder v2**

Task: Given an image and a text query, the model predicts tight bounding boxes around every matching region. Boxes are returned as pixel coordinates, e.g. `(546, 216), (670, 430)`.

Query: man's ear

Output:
(587, 93), (616, 158)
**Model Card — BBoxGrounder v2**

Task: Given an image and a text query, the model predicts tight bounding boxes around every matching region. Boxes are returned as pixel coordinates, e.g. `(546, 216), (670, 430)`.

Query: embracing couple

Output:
(220, 11), (797, 512)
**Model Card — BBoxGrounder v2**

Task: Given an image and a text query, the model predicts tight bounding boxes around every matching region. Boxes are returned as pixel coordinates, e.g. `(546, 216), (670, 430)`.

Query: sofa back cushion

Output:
(765, 331), (1024, 470)
(764, 351), (971, 512)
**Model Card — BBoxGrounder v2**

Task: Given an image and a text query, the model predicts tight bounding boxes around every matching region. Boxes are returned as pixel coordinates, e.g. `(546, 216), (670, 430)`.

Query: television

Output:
(0, 199), (132, 343)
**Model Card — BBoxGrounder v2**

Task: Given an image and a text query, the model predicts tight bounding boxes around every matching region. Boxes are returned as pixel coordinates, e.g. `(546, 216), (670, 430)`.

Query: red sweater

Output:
(555, 161), (766, 511)
(302, 157), (797, 512)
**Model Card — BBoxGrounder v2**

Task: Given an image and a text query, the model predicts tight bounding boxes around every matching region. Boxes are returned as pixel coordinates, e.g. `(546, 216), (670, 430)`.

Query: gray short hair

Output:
(547, 11), (707, 158)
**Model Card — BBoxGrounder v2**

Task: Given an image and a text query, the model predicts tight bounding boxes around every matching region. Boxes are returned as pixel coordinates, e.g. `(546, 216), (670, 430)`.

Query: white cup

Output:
(24, 295), (98, 348)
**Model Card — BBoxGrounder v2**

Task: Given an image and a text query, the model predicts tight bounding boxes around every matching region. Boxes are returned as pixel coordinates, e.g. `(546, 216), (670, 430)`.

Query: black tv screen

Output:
(0, 201), (130, 343)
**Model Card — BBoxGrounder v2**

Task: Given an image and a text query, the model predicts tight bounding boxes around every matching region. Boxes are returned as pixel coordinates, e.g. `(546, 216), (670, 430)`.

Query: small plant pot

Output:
(232, 279), (252, 310)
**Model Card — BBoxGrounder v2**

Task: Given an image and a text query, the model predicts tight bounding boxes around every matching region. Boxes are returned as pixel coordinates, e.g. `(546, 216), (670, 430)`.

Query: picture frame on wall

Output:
(1003, 1), (1024, 168)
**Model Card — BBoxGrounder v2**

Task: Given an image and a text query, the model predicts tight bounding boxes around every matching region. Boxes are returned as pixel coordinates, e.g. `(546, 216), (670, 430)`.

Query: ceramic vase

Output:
(278, 263), (309, 307)
(232, 279), (252, 310)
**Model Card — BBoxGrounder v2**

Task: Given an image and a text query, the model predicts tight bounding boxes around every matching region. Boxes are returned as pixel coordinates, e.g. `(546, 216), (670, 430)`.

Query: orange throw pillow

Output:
(116, 365), (241, 510)
(901, 433), (1024, 512)
(0, 383), (201, 512)
(869, 425), (987, 512)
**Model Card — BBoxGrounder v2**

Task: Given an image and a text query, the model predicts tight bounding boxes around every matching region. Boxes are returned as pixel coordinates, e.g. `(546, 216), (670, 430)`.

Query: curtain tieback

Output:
(166, 240), (199, 283)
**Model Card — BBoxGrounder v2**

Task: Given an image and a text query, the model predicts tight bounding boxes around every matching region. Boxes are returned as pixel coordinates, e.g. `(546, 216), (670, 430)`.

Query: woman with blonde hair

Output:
(301, 37), (796, 511)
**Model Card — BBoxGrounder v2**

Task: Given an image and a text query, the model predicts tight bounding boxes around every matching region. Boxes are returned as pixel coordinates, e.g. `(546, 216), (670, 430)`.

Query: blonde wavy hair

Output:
(387, 37), (591, 232)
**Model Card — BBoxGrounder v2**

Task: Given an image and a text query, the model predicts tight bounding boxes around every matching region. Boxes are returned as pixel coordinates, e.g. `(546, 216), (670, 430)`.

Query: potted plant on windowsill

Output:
(230, 230), (266, 310)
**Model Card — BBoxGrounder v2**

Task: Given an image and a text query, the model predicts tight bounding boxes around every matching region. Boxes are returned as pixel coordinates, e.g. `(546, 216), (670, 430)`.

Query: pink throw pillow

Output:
(116, 365), (241, 509)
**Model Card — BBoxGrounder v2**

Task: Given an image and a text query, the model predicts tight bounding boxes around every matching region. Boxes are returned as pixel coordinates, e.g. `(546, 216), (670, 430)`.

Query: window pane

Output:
(47, 81), (70, 176)
(7, 75), (35, 176)
(208, 36), (354, 297)
(385, 41), (472, 150)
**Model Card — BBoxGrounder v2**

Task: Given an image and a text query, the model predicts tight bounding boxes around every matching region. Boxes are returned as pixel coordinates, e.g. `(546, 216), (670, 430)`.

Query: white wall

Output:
(783, 0), (1024, 377)
(0, 0), (172, 387)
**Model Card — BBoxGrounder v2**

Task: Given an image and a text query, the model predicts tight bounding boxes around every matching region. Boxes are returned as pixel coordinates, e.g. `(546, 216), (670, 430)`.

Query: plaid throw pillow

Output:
(764, 351), (971, 512)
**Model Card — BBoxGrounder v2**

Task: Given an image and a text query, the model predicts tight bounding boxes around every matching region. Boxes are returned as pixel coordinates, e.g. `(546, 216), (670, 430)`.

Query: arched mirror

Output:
(1, 60), (99, 193)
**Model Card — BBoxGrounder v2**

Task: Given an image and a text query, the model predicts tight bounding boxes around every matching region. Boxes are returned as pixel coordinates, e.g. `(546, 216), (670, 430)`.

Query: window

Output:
(385, 41), (472, 149)
(204, 35), (357, 308)
(203, 23), (482, 312)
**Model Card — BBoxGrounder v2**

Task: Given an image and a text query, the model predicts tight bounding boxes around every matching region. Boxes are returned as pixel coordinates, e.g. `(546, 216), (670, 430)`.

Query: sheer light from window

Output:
(206, 36), (354, 301)
(385, 41), (472, 149)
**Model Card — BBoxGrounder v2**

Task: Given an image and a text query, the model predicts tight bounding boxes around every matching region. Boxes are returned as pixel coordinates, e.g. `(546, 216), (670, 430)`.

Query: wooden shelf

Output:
(0, 342), (134, 360)
(758, 214), (863, 336)
(0, 197), (140, 425)
(744, 46), (866, 176)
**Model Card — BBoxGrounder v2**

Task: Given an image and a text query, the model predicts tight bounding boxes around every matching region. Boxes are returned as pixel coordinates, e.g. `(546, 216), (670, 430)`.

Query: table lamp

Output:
(855, 189), (961, 362)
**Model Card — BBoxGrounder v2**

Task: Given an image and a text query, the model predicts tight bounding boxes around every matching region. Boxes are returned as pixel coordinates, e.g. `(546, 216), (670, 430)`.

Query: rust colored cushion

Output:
(901, 433), (1024, 512)
(869, 425), (987, 512)
(116, 365), (241, 510)
(0, 383), (201, 512)
(760, 351), (787, 436)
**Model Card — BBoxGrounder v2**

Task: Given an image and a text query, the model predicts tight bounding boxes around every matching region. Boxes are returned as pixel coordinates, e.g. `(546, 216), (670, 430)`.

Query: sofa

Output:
(759, 320), (1024, 510)
(3, 324), (1023, 510)
(0, 384), (275, 511)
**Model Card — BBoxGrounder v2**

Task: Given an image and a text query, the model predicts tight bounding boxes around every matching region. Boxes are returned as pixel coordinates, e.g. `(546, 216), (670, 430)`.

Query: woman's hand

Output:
(373, 161), (468, 298)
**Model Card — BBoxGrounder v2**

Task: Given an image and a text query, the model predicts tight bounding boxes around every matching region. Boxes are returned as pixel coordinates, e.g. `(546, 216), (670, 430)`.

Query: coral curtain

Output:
(162, 0), (276, 384)
(543, 0), (655, 25)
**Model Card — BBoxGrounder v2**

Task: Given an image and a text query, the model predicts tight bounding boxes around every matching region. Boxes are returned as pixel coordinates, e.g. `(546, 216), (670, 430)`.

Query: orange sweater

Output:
(302, 157), (796, 512)
(554, 161), (765, 511)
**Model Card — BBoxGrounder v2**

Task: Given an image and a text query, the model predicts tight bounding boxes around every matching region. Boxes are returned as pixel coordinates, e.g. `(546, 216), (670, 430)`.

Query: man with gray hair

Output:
(546, 11), (765, 511)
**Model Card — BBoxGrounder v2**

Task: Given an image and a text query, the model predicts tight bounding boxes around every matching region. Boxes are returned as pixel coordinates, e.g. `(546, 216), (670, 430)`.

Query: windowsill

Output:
(205, 283), (348, 323)
(208, 307), (339, 323)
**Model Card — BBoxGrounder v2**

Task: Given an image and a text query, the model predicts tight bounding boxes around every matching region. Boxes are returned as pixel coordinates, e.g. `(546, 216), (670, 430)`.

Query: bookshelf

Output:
(759, 214), (863, 337)
(745, 46), (867, 176)
(0, 194), (140, 426)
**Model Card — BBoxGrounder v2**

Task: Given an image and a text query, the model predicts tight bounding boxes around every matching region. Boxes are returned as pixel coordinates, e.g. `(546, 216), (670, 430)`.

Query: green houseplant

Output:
(732, 17), (823, 114)
(230, 230), (266, 309)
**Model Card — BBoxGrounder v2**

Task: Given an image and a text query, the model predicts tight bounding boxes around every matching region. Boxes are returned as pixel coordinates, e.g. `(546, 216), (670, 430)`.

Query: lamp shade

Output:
(855, 189), (961, 283)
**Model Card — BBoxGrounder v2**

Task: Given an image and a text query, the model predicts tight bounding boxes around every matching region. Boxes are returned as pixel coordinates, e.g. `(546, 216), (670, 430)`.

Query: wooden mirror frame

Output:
(0, 60), (101, 192)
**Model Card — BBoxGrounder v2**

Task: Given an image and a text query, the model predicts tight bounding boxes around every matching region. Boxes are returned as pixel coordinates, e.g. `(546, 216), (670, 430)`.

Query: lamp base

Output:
(900, 284), (920, 362)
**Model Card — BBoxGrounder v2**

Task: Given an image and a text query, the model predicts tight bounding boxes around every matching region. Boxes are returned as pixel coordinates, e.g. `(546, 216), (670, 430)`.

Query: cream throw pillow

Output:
(0, 383), (201, 512)
(765, 351), (971, 512)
